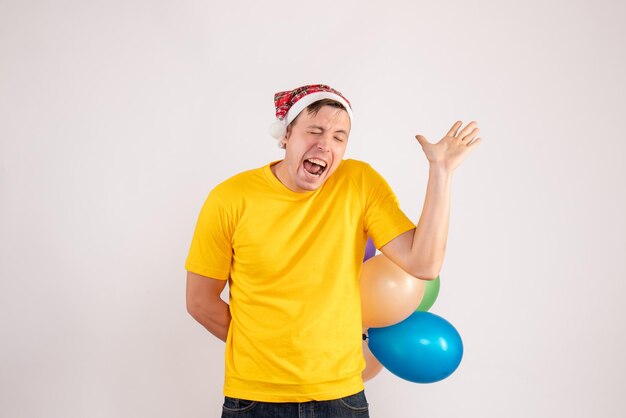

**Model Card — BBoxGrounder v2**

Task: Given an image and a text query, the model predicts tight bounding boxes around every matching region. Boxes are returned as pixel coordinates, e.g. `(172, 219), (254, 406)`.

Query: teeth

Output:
(308, 158), (327, 167)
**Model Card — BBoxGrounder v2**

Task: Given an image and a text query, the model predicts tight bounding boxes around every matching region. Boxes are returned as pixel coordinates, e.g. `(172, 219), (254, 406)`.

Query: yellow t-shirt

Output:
(185, 159), (415, 402)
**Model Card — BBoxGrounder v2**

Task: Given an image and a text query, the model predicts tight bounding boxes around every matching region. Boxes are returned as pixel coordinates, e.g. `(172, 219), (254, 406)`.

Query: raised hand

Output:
(415, 121), (481, 172)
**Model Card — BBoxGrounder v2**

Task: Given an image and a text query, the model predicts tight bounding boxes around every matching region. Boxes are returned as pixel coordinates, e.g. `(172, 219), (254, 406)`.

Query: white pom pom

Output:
(269, 119), (287, 140)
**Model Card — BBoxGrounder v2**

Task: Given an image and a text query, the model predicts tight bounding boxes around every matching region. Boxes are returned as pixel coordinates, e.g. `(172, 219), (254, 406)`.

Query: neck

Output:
(270, 160), (291, 188)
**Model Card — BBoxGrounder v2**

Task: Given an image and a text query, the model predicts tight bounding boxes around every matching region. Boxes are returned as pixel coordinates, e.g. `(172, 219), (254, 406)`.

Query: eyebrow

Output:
(307, 125), (349, 135)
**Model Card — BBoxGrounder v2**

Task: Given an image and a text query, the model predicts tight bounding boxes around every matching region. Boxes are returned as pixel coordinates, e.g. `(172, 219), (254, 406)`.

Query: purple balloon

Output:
(363, 238), (376, 262)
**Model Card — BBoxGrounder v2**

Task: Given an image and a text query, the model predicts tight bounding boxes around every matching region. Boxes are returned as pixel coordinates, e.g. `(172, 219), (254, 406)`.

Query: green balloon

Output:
(416, 275), (440, 312)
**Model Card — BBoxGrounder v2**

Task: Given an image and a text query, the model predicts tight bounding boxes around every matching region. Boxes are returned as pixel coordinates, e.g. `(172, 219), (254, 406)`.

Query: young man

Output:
(185, 84), (480, 417)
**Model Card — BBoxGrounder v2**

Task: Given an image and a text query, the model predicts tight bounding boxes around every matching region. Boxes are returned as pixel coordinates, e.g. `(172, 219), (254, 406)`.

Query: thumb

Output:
(415, 134), (429, 147)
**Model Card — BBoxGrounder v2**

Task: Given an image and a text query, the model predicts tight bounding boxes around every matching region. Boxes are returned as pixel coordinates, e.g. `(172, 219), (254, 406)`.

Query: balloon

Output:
(368, 311), (463, 383)
(360, 254), (426, 328)
(416, 275), (440, 312)
(363, 238), (376, 262)
(361, 330), (383, 382)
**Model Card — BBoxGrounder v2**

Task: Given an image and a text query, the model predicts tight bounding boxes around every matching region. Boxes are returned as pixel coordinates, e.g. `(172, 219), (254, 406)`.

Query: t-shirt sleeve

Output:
(362, 164), (415, 249)
(184, 189), (235, 280)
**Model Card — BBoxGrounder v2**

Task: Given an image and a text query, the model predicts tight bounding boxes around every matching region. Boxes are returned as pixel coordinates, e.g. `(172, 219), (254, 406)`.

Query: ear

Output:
(281, 124), (293, 148)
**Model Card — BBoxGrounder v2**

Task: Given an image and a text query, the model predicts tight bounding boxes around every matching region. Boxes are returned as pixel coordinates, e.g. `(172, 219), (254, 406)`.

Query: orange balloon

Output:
(360, 254), (426, 328)
(362, 332), (383, 382)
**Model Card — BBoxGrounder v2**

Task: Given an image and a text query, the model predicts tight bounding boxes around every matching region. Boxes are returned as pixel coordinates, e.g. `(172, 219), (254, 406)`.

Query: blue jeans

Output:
(221, 390), (370, 418)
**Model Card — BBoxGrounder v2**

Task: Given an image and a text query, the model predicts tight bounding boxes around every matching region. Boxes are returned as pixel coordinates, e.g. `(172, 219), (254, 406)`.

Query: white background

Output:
(1, 0), (625, 417)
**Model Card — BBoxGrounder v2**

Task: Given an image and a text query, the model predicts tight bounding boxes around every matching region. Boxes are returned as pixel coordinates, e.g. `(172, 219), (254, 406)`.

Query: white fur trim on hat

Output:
(283, 91), (353, 126)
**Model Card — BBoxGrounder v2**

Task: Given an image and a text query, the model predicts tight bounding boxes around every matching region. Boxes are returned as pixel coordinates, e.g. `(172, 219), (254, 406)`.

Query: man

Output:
(185, 84), (480, 417)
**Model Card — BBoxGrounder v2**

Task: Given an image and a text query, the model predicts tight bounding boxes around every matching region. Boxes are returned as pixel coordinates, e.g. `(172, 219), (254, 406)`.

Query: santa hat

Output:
(269, 84), (353, 147)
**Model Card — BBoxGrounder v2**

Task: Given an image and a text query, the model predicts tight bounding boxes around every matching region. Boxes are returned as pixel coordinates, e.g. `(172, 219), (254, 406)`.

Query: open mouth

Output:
(303, 158), (328, 177)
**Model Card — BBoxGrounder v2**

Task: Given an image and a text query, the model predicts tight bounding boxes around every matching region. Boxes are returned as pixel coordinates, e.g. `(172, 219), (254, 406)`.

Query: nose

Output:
(315, 133), (332, 152)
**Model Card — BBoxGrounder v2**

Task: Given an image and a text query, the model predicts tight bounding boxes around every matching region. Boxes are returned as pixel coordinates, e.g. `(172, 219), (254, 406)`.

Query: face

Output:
(274, 105), (351, 192)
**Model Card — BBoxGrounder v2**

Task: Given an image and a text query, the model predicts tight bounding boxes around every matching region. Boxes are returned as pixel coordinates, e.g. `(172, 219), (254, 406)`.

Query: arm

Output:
(186, 271), (231, 342)
(380, 121), (481, 280)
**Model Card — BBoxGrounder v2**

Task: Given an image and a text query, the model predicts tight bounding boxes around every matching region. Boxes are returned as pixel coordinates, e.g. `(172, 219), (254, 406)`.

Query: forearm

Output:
(188, 298), (231, 342)
(411, 163), (453, 278)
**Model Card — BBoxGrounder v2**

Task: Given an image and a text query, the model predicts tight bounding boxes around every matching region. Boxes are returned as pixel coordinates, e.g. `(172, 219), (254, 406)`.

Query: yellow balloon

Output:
(360, 254), (426, 328)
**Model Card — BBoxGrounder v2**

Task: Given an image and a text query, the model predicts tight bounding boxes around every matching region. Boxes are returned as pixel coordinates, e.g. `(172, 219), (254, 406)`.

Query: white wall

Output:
(1, 0), (625, 417)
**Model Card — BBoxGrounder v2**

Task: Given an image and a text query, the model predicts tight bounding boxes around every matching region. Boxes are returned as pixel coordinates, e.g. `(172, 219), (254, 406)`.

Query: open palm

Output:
(415, 121), (481, 172)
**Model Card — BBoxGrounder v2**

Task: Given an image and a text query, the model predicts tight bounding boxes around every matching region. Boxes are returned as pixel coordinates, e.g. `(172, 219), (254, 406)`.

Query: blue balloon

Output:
(368, 311), (463, 383)
(363, 238), (376, 262)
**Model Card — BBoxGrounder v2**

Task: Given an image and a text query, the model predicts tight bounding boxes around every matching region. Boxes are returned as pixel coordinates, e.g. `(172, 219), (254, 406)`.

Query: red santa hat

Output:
(269, 84), (353, 147)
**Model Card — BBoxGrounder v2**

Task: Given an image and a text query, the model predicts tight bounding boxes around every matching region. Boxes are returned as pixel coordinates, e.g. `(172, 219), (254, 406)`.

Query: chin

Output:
(297, 169), (330, 191)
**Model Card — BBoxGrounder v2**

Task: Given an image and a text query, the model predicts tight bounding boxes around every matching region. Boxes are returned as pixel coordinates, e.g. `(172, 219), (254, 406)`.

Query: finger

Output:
(415, 134), (429, 146)
(446, 121), (462, 137)
(461, 127), (479, 142)
(457, 121), (477, 139)
(467, 137), (482, 149)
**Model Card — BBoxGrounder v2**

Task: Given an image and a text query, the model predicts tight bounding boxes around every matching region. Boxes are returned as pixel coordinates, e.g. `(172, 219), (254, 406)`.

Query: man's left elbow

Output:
(414, 272), (438, 281)
(409, 265), (439, 281)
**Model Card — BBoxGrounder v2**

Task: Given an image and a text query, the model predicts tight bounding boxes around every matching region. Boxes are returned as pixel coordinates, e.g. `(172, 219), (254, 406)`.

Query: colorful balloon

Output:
(361, 330), (383, 382)
(368, 311), (463, 383)
(416, 275), (440, 312)
(360, 254), (426, 328)
(363, 238), (376, 262)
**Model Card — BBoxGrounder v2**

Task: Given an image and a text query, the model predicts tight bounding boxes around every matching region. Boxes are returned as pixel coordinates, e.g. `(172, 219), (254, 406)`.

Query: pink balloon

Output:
(362, 332), (383, 382)
(360, 254), (426, 328)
